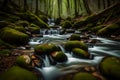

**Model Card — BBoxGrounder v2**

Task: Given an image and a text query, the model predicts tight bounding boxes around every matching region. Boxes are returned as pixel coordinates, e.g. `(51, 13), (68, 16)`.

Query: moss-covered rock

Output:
(61, 20), (72, 29)
(29, 24), (40, 34)
(15, 20), (29, 27)
(99, 56), (120, 80)
(19, 11), (49, 28)
(0, 49), (11, 57)
(0, 21), (10, 29)
(39, 15), (48, 23)
(14, 26), (26, 33)
(97, 23), (120, 36)
(65, 41), (88, 52)
(72, 72), (97, 80)
(69, 34), (81, 41)
(16, 55), (31, 68)
(72, 48), (90, 59)
(0, 66), (38, 80)
(34, 43), (60, 55)
(0, 27), (29, 46)
(51, 51), (67, 62)
(91, 25), (105, 32)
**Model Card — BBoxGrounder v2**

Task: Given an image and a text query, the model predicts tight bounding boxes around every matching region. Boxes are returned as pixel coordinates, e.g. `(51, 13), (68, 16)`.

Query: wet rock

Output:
(72, 48), (90, 59)
(99, 56), (120, 80)
(65, 41), (88, 52)
(51, 51), (67, 62)
(0, 66), (38, 80)
(69, 34), (81, 41)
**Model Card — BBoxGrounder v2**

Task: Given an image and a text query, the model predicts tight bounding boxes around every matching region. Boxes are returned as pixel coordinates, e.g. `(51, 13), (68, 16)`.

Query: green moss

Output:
(0, 27), (29, 46)
(99, 56), (120, 79)
(14, 26), (26, 33)
(61, 20), (72, 29)
(0, 66), (38, 80)
(69, 34), (81, 41)
(72, 48), (90, 59)
(97, 23), (120, 36)
(29, 24), (40, 34)
(91, 25), (105, 32)
(15, 20), (29, 27)
(39, 15), (48, 23)
(19, 11), (49, 28)
(0, 49), (11, 57)
(34, 43), (60, 55)
(65, 41), (88, 52)
(16, 55), (31, 68)
(73, 72), (97, 80)
(53, 51), (67, 62)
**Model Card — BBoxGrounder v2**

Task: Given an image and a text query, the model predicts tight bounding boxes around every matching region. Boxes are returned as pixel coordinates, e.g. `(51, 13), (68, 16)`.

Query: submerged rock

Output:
(99, 56), (120, 80)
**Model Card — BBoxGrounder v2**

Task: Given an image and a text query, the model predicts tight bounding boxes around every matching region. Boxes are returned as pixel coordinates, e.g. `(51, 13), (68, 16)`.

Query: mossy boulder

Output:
(99, 56), (120, 80)
(19, 11), (49, 28)
(0, 49), (11, 57)
(61, 20), (72, 29)
(72, 48), (90, 59)
(34, 43), (60, 55)
(51, 51), (67, 62)
(0, 27), (29, 46)
(65, 41), (88, 52)
(97, 23), (120, 36)
(69, 34), (81, 41)
(29, 24), (40, 34)
(73, 72), (97, 80)
(16, 55), (31, 68)
(0, 66), (38, 80)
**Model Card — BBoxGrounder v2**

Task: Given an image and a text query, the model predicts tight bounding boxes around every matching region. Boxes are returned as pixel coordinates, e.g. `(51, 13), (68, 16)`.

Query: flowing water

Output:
(29, 29), (120, 80)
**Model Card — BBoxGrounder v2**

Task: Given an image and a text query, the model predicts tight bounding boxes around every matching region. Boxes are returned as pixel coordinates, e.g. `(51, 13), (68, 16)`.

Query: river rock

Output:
(72, 48), (90, 59)
(99, 56), (120, 80)
(0, 66), (38, 80)
(69, 34), (81, 41)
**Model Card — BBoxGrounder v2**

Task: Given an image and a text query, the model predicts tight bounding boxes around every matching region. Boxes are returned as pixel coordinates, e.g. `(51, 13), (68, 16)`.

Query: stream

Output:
(29, 28), (120, 80)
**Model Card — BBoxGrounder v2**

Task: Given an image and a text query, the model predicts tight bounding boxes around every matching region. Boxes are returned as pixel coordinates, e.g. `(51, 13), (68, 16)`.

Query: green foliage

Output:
(72, 48), (90, 59)
(0, 27), (29, 46)
(73, 72), (97, 80)
(14, 26), (26, 33)
(0, 49), (11, 57)
(61, 20), (72, 29)
(53, 51), (67, 62)
(29, 24), (40, 34)
(0, 21), (10, 29)
(16, 55), (31, 68)
(65, 41), (88, 52)
(69, 34), (81, 41)
(34, 44), (60, 55)
(99, 56), (120, 80)
(97, 23), (120, 36)
(0, 66), (38, 80)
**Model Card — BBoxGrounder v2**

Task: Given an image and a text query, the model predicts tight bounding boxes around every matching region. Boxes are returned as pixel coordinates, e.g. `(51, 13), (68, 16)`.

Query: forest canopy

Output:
(0, 0), (120, 18)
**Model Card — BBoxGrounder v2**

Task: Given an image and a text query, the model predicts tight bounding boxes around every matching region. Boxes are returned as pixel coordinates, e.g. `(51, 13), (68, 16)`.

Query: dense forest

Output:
(0, 0), (120, 80)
